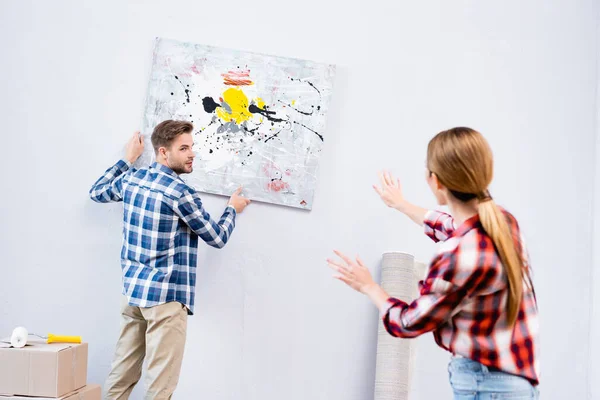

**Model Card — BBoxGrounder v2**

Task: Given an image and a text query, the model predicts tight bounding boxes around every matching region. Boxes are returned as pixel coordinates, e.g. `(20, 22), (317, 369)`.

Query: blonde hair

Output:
(427, 127), (523, 326)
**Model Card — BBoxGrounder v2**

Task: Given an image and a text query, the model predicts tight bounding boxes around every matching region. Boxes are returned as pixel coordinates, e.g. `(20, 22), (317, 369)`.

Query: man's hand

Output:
(228, 187), (251, 213)
(125, 131), (144, 164)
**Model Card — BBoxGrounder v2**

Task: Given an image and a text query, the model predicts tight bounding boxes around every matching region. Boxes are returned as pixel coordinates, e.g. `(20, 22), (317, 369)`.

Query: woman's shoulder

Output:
(496, 205), (522, 231)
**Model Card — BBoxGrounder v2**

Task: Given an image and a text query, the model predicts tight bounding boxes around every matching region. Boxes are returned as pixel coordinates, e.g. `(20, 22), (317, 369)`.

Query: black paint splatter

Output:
(277, 100), (314, 116)
(249, 104), (285, 122)
(174, 75), (190, 103)
(202, 97), (220, 113)
(294, 121), (324, 142)
(307, 81), (321, 96)
(290, 77), (321, 97)
(264, 127), (286, 143)
(242, 125), (260, 134)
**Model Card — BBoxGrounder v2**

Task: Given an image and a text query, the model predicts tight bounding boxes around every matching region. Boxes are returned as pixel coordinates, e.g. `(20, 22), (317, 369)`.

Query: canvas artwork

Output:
(137, 37), (336, 210)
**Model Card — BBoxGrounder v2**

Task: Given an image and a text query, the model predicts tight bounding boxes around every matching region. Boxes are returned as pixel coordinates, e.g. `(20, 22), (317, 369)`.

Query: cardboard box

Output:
(0, 341), (88, 398)
(0, 384), (101, 400)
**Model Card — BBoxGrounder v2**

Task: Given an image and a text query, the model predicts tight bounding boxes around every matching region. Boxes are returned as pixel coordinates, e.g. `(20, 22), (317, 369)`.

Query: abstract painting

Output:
(137, 37), (336, 210)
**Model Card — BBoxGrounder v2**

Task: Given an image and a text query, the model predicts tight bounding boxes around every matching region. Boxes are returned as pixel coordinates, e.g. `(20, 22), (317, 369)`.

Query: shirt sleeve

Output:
(424, 210), (456, 243)
(379, 240), (497, 338)
(174, 189), (237, 249)
(89, 159), (133, 203)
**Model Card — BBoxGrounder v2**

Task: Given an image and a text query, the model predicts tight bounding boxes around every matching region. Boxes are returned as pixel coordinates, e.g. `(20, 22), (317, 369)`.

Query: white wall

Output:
(0, 1), (597, 399)
(591, 9), (600, 398)
(592, 153), (599, 389)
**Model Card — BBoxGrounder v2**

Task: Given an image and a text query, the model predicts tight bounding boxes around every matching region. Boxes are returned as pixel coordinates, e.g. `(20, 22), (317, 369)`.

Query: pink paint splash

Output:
(222, 69), (253, 86)
(262, 162), (279, 176)
(267, 180), (290, 192)
(262, 162), (291, 192)
(190, 65), (200, 74)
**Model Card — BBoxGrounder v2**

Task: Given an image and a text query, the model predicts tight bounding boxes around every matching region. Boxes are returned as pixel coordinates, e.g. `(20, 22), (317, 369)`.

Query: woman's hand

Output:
(373, 170), (428, 226)
(373, 171), (405, 210)
(327, 250), (377, 294)
(327, 250), (391, 310)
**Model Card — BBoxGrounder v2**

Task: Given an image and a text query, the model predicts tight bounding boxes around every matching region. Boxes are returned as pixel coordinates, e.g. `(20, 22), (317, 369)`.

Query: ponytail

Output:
(478, 194), (523, 326)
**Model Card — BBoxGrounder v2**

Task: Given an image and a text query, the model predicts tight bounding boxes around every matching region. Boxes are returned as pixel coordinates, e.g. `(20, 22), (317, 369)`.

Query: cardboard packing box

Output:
(0, 341), (88, 398)
(0, 384), (100, 400)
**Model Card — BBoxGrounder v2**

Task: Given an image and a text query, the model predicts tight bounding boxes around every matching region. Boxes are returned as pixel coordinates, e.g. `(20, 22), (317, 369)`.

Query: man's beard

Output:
(168, 158), (193, 174)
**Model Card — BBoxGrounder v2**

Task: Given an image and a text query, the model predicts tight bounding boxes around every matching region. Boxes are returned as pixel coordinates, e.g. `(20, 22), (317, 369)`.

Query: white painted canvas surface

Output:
(137, 37), (336, 210)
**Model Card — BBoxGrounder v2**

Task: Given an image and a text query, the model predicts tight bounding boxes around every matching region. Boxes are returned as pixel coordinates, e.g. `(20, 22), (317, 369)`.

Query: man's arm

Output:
(89, 159), (132, 203)
(173, 187), (250, 249)
(89, 131), (144, 203)
(174, 190), (237, 249)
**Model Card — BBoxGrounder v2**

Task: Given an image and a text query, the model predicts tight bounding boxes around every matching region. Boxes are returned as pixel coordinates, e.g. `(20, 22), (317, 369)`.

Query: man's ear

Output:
(158, 147), (167, 159)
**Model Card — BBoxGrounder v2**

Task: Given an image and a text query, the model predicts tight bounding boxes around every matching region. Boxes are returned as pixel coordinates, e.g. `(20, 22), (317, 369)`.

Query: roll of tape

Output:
(11, 326), (28, 348)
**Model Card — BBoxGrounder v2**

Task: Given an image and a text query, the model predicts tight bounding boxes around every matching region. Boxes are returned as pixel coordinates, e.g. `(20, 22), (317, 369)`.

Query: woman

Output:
(328, 127), (540, 399)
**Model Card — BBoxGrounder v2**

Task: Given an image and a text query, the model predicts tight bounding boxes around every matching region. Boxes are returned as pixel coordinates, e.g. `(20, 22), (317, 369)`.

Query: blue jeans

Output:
(448, 356), (539, 399)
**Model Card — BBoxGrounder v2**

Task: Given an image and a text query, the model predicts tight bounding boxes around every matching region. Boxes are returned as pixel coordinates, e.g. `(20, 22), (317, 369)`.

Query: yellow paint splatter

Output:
(216, 88), (252, 124)
(292, 100), (296, 106)
(256, 97), (265, 109)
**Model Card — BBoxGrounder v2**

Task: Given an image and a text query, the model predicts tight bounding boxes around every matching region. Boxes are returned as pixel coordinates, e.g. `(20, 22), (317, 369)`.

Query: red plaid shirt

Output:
(380, 209), (540, 385)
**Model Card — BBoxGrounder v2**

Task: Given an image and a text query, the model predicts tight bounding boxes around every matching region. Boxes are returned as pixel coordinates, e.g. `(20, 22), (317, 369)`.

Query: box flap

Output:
(0, 340), (75, 352)
(63, 384), (101, 400)
(25, 342), (79, 353)
(74, 344), (88, 390)
(0, 384), (101, 399)
(28, 350), (59, 397)
(0, 349), (29, 395)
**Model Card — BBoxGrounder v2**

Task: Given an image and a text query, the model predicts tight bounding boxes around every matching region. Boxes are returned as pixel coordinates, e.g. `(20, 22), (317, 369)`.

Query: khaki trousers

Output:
(104, 297), (188, 400)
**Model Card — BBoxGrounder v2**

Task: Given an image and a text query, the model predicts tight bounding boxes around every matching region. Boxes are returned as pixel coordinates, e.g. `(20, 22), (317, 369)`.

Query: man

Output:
(89, 120), (250, 399)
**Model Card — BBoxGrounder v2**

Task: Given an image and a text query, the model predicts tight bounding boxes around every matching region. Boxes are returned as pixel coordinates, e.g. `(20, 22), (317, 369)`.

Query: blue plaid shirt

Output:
(89, 159), (237, 314)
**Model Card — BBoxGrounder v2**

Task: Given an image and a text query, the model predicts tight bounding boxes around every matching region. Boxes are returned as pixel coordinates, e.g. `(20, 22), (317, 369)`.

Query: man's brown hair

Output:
(151, 120), (193, 153)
